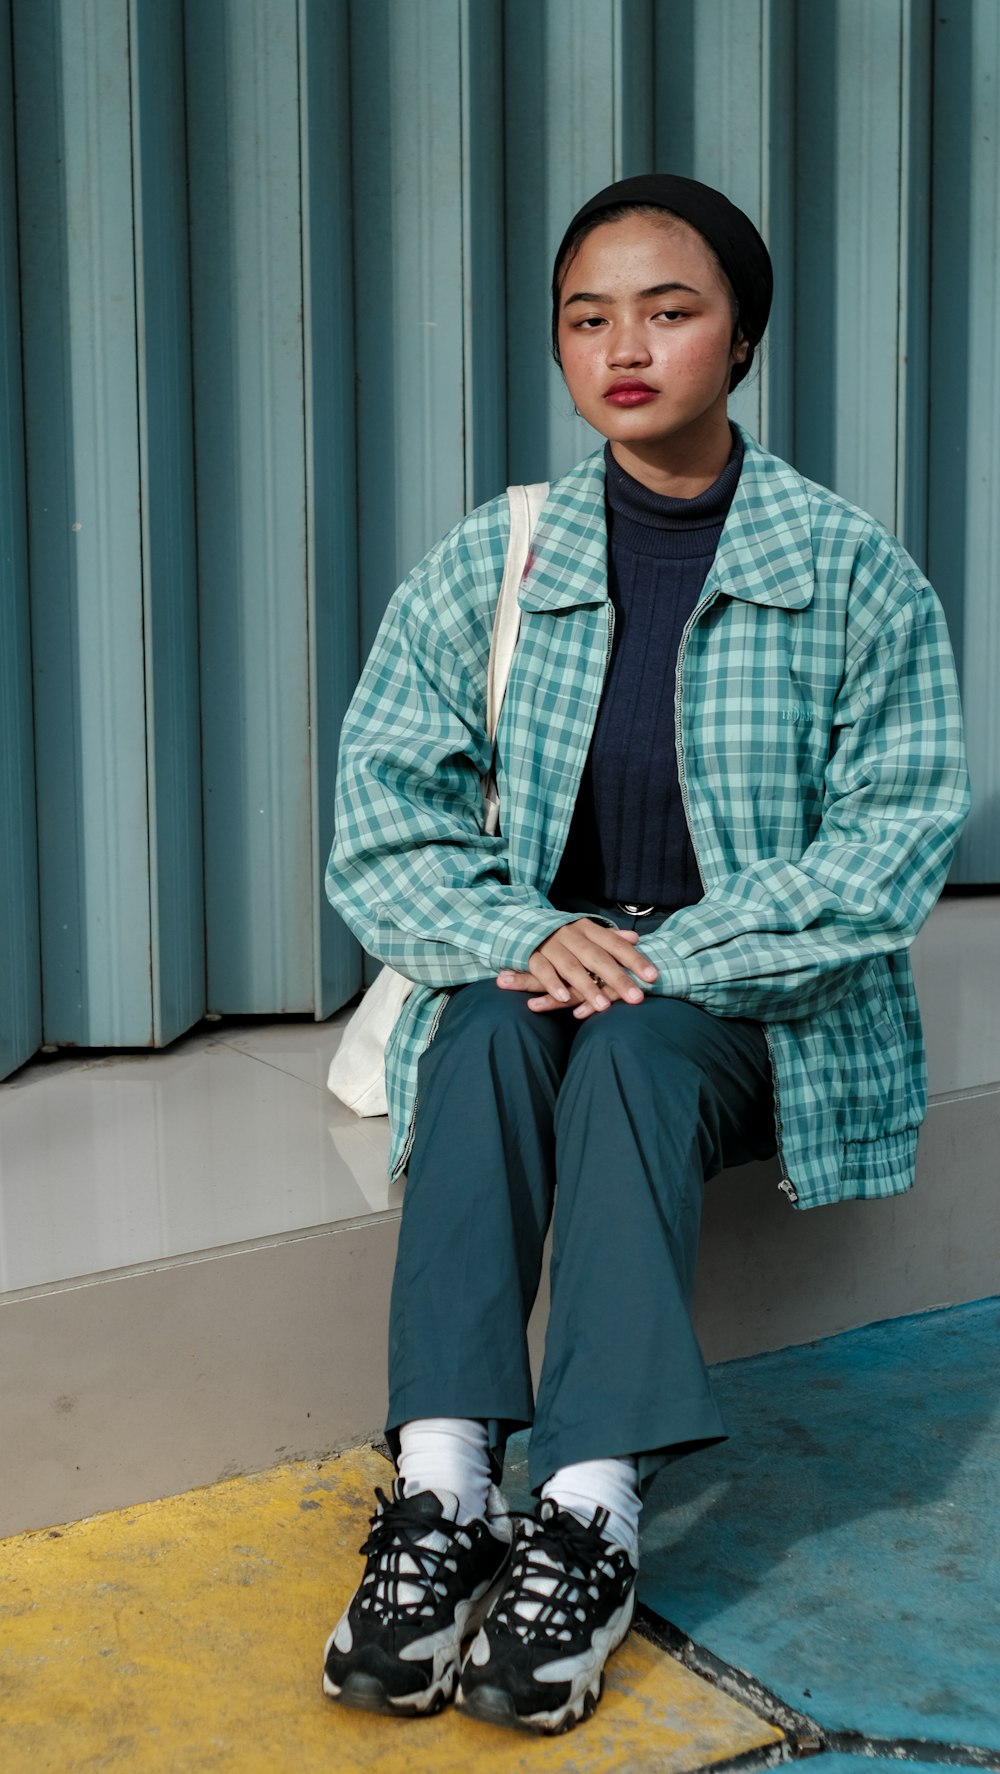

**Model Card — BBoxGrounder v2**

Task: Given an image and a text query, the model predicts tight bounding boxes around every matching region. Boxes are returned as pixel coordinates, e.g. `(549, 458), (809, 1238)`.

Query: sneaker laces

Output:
(490, 1501), (621, 1646)
(357, 1485), (481, 1618)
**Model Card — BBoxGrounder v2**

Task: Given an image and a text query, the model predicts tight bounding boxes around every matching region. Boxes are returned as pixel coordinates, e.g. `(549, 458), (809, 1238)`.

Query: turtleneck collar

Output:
(604, 426), (744, 560)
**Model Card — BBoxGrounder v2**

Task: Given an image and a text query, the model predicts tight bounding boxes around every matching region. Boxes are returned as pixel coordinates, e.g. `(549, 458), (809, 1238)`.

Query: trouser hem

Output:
(526, 1406), (728, 1495)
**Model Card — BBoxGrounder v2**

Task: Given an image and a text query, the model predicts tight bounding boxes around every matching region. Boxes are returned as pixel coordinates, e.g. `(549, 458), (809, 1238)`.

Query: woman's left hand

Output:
(497, 969), (595, 1017)
(495, 971), (602, 1018)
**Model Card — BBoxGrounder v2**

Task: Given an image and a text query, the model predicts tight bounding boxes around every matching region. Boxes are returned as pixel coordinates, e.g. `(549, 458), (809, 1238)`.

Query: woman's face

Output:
(556, 213), (747, 464)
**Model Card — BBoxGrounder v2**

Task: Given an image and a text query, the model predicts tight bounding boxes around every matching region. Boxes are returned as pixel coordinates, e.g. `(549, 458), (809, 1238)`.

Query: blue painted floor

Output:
(504, 1297), (1000, 1763)
(815, 1762), (988, 1774)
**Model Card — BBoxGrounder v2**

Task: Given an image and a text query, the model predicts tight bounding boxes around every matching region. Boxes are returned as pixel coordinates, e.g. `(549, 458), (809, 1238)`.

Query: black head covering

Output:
(551, 173), (773, 389)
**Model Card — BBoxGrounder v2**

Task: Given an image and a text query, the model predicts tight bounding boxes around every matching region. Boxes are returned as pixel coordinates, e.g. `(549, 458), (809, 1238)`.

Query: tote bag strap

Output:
(483, 481), (549, 836)
(486, 482), (549, 742)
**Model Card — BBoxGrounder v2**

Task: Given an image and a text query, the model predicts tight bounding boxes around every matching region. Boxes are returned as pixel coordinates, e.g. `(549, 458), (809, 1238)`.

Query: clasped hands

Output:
(496, 918), (659, 1020)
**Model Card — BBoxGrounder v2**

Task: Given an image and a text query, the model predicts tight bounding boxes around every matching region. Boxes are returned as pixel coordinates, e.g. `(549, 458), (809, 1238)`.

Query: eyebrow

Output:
(562, 281), (702, 308)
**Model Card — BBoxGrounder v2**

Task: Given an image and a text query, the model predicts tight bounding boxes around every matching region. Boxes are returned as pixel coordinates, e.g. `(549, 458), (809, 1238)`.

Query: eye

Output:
(655, 308), (689, 322)
(572, 315), (607, 330)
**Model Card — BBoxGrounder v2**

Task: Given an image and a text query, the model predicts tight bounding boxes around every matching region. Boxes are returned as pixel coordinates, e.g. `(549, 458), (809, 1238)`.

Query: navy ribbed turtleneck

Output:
(551, 428), (744, 908)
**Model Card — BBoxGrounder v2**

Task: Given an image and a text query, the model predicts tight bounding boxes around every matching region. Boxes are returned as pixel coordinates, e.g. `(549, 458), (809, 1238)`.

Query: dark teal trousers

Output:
(386, 898), (776, 1496)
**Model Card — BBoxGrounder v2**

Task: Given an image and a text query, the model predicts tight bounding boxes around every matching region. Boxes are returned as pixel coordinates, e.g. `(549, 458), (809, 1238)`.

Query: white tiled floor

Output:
(1, 897), (997, 1298)
(0, 1017), (393, 1296)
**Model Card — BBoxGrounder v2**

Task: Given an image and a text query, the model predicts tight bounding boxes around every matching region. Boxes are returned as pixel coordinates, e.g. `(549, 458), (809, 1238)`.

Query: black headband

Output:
(552, 174), (773, 390)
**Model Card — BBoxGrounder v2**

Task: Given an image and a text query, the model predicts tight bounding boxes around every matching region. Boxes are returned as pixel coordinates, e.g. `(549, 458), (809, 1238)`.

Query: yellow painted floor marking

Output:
(0, 1445), (783, 1773)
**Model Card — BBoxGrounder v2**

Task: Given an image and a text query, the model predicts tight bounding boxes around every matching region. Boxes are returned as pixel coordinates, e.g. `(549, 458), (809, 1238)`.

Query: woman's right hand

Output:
(497, 918), (659, 1017)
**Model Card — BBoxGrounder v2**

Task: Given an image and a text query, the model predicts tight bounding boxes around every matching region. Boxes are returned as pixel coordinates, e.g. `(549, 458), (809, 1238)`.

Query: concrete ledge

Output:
(0, 1219), (400, 1536)
(2, 1086), (997, 1536)
(693, 1084), (1000, 1362)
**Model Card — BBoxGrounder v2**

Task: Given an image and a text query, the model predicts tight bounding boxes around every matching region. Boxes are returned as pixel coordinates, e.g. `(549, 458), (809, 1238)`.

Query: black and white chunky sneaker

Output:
(322, 1480), (512, 1717)
(456, 1499), (636, 1733)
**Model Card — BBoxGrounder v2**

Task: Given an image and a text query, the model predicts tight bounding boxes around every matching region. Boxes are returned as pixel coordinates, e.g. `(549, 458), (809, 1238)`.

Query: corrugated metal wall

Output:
(0, 0), (39, 1081)
(1, 0), (996, 1080)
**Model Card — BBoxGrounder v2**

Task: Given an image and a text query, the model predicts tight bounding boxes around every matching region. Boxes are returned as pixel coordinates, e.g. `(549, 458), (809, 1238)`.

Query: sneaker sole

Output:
(456, 1586), (634, 1734)
(323, 1548), (512, 1719)
(457, 1675), (602, 1734)
(324, 1667), (454, 1717)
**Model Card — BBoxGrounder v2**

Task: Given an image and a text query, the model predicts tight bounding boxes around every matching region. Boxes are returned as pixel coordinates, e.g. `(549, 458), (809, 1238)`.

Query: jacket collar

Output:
(518, 424), (815, 614)
(517, 451), (609, 612)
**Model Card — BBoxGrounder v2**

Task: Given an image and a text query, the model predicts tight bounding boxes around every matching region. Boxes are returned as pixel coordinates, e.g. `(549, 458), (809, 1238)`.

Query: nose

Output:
(607, 320), (652, 369)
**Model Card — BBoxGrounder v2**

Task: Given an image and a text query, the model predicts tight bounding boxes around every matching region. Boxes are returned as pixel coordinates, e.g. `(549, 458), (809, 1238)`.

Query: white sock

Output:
(397, 1416), (492, 1524)
(541, 1456), (641, 1566)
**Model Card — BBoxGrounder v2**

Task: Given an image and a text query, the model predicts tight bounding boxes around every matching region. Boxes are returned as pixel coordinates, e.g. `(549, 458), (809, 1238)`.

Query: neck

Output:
(608, 412), (735, 499)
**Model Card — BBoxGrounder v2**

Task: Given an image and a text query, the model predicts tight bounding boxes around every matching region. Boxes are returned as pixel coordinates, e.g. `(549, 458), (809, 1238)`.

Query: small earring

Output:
(573, 406), (582, 417)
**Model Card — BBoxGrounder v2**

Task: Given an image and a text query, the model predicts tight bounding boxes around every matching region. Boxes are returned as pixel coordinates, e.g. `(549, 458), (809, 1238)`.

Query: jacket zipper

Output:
(395, 991), (450, 1178)
(673, 583), (797, 1205)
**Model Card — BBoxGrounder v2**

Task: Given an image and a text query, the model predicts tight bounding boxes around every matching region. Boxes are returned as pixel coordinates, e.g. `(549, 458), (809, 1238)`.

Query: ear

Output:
(732, 333), (749, 366)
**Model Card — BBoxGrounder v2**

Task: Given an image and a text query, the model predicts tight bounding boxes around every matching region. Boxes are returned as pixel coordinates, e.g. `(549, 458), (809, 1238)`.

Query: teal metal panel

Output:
(130, 0), (205, 1044)
(351, 0), (507, 640)
(300, 0), (362, 1018)
(929, 0), (1000, 882)
(758, 0), (796, 460)
(186, 0), (314, 1011)
(351, 0), (470, 655)
(654, 0), (767, 197)
(896, 0), (932, 567)
(462, 0), (506, 513)
(14, 0), (153, 1046)
(504, 0), (655, 485)
(0, 0), (40, 1080)
(792, 0), (911, 534)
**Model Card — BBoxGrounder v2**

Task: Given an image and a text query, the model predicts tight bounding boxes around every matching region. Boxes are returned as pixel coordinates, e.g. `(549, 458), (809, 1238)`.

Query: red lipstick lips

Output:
(605, 380), (657, 407)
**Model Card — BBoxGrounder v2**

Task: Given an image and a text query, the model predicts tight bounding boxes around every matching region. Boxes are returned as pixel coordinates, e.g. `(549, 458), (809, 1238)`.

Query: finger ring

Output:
(587, 970), (604, 986)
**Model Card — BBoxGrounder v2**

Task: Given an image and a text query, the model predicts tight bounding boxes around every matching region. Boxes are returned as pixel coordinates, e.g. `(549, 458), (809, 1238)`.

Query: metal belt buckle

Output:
(616, 901), (657, 917)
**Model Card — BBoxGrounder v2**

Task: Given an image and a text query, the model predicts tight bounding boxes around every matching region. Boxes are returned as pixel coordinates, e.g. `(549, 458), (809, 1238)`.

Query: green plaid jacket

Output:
(326, 426), (970, 1208)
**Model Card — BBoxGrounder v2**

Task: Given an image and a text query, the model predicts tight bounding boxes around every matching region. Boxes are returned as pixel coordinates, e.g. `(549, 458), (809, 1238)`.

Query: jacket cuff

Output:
(487, 907), (619, 974)
(640, 958), (690, 999)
